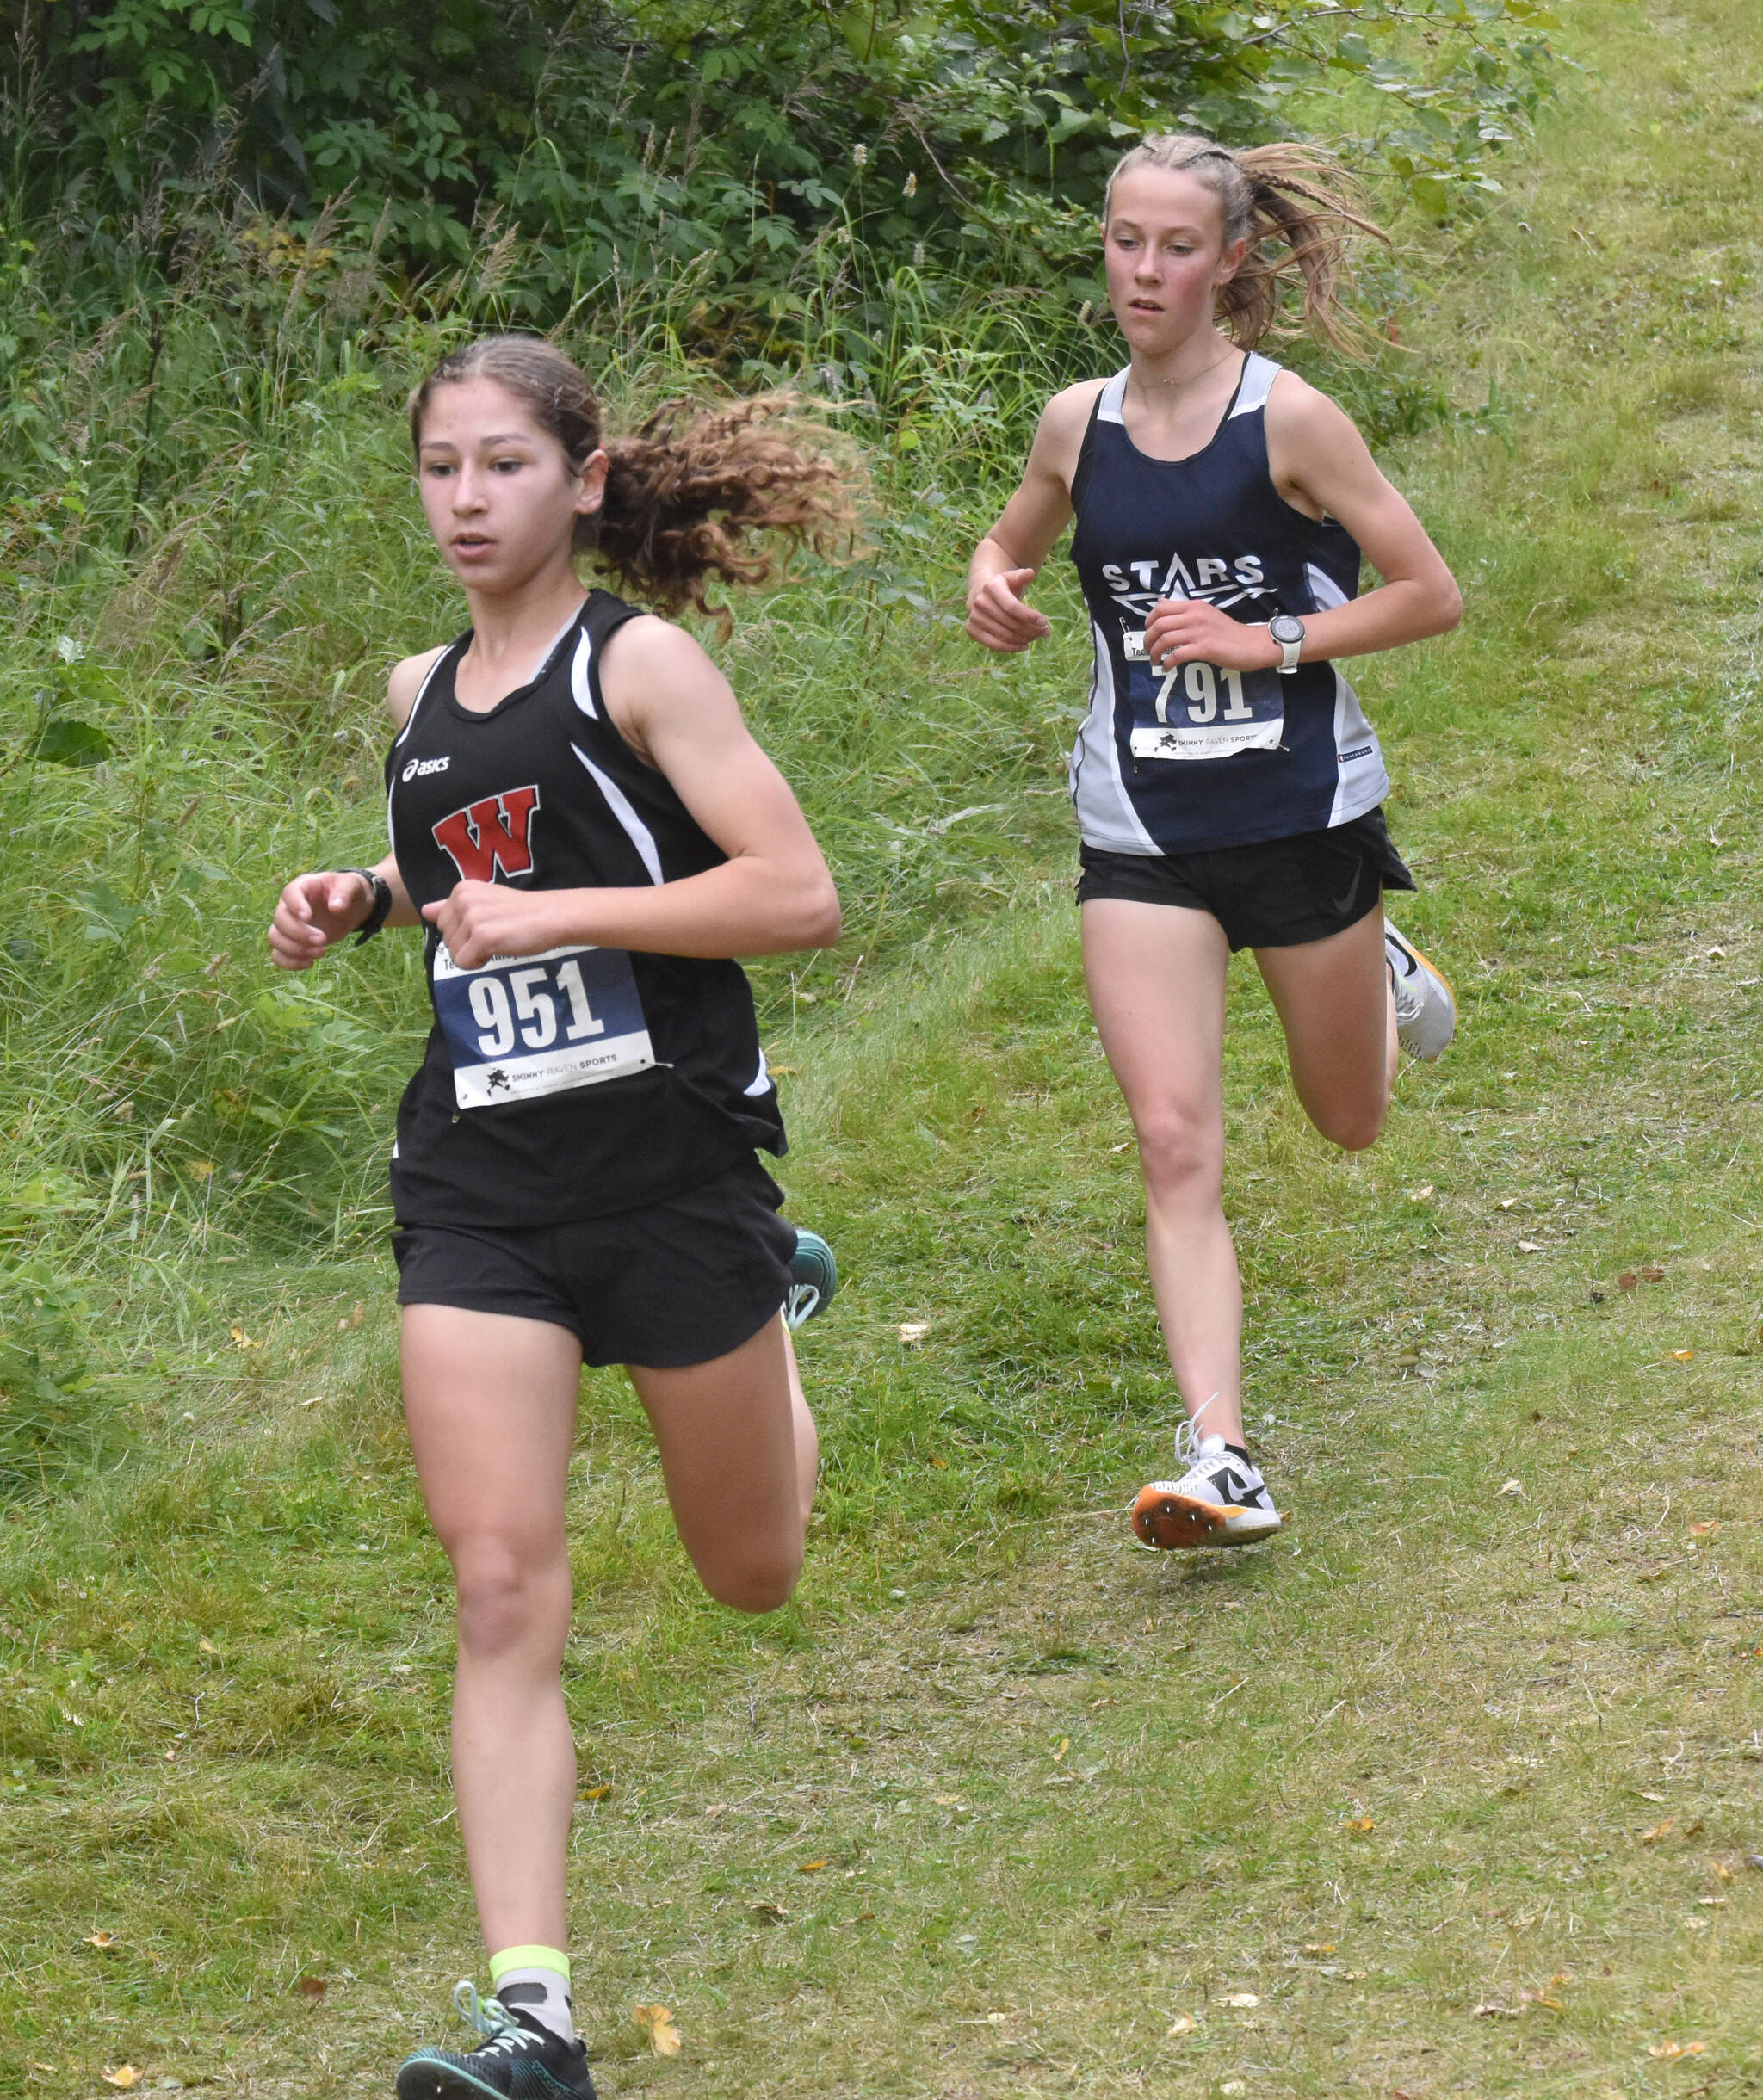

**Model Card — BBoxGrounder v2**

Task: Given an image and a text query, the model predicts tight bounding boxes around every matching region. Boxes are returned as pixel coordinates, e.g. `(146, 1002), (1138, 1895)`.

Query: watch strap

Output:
(1268, 618), (1305, 675)
(342, 868), (393, 944)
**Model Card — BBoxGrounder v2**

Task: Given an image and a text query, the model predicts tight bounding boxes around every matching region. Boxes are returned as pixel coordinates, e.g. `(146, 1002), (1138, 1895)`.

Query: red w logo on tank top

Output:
(431, 787), (541, 882)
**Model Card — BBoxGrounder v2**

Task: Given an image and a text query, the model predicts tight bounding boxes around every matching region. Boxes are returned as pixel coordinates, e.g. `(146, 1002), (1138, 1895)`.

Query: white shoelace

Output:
(1172, 1392), (1224, 1476)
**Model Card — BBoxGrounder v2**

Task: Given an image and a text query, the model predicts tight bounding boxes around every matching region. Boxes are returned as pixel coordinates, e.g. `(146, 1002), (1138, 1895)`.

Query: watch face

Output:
(1269, 615), (1305, 645)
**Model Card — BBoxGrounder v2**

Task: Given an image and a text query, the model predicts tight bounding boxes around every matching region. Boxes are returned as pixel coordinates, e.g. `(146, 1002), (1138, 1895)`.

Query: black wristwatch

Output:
(342, 868), (393, 944)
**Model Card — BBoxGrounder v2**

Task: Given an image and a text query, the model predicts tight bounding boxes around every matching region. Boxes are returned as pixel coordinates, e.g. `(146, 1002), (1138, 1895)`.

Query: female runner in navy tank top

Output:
(266, 337), (848, 2099)
(968, 136), (1463, 1552)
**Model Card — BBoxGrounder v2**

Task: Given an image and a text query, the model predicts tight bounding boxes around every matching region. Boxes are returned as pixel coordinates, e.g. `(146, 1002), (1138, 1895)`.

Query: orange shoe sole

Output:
(1130, 1483), (1281, 1550)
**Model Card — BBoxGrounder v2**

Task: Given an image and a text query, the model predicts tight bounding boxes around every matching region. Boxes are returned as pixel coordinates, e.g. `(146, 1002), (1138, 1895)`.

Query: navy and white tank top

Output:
(1067, 351), (1389, 856)
(384, 588), (784, 1229)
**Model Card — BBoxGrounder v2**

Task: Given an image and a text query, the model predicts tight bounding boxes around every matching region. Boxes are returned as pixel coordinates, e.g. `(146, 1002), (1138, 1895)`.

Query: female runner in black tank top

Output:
(968, 138), (1463, 1552)
(266, 337), (849, 2099)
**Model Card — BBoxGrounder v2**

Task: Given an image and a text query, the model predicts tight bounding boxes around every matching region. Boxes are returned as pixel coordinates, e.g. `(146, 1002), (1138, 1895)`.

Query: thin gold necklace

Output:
(1128, 345), (1238, 404)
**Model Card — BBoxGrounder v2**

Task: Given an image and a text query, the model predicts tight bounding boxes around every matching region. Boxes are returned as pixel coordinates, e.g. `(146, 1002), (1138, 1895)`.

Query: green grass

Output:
(5, 1), (1763, 2093)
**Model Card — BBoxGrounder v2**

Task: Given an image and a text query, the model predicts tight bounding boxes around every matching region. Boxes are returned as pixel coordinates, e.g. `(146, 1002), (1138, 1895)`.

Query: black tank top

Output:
(385, 590), (784, 1228)
(1067, 352), (1389, 855)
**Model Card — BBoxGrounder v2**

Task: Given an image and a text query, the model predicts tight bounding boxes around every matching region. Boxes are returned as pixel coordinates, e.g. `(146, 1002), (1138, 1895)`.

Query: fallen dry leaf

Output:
(1343, 1816), (1375, 1834)
(101, 2072), (141, 2091)
(1302, 1942), (1336, 1955)
(798, 1857), (828, 1874)
(633, 2004), (681, 2058)
(1166, 2013), (1197, 2037)
(1688, 1520), (1720, 1538)
(1713, 1862), (1736, 1882)
(1222, 1991), (1260, 2008)
(1496, 1197), (1519, 1211)
(87, 1931), (116, 1949)
(296, 1976), (326, 2001)
(198, 1638), (218, 1655)
(228, 1325), (257, 1350)
(1618, 1271), (1638, 1289)
(578, 1783), (613, 1802)
(751, 1903), (788, 1925)
(187, 1160), (216, 1180)
(1407, 1184), (1435, 1201)
(1517, 1239), (1546, 1253)
(1641, 1265), (1666, 1282)
(1473, 2002), (1519, 2018)
(1697, 1896), (1726, 1907)
(1649, 2040), (1706, 2059)
(1641, 1818), (1676, 1844)
(1669, 1349), (1695, 1362)
(897, 1322), (929, 1344)
(1498, 1479), (1523, 1497)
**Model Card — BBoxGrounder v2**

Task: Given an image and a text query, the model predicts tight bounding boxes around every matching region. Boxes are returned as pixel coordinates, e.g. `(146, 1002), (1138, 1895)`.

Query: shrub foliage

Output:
(7, 0), (1559, 330)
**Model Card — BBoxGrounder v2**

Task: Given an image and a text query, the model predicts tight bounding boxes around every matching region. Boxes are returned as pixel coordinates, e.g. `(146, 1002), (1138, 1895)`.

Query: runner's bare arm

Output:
(967, 380), (1107, 652)
(1145, 375), (1462, 673)
(264, 656), (441, 968)
(421, 617), (840, 971)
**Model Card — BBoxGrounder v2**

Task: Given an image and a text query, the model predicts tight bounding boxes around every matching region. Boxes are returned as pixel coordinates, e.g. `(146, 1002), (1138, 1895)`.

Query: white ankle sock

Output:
(489, 1950), (574, 2043)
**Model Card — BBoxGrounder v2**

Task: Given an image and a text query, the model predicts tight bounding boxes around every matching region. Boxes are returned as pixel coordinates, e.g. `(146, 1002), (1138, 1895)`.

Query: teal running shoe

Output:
(785, 1227), (838, 1330)
(396, 1982), (596, 2100)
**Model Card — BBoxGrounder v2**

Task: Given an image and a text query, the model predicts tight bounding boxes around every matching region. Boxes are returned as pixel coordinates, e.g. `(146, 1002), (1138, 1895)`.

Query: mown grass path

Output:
(4, 3), (1763, 2094)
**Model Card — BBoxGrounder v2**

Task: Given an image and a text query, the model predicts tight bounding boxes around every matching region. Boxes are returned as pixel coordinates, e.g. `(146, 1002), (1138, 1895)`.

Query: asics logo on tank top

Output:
(431, 787), (541, 882)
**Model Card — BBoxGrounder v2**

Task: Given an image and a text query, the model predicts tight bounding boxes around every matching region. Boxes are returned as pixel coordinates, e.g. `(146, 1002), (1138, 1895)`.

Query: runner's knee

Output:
(449, 1535), (570, 1658)
(1133, 1104), (1224, 1198)
(1307, 1088), (1388, 1153)
(694, 1534), (803, 1615)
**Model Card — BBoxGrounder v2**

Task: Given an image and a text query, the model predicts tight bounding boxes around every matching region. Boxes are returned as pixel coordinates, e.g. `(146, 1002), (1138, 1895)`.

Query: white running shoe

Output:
(1383, 917), (1456, 1059)
(1131, 1418), (1283, 1551)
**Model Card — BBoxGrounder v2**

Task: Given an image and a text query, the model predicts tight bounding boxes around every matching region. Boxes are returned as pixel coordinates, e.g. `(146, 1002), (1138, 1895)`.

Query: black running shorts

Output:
(391, 1154), (797, 1369)
(1075, 806), (1415, 953)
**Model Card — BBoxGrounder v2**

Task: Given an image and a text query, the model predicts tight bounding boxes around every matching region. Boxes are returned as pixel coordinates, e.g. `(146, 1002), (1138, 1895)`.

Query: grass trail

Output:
(5, 2), (1763, 2094)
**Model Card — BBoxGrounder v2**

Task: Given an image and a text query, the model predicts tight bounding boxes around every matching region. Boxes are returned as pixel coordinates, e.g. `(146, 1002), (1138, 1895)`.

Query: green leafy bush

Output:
(5, 0), (1561, 336)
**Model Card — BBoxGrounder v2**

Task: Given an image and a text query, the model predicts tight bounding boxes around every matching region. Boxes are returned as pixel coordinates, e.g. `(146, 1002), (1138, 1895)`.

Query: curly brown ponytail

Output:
(1104, 136), (1388, 356)
(408, 337), (859, 626)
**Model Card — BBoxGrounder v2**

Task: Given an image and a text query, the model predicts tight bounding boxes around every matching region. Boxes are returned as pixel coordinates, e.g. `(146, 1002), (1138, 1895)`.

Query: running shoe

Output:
(1131, 1416), (1283, 1550)
(785, 1226), (838, 1330)
(396, 1982), (597, 2100)
(1383, 917), (1457, 1060)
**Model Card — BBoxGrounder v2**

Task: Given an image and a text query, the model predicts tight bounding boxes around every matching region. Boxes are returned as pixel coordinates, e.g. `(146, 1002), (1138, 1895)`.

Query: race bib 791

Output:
(430, 942), (654, 1110)
(1122, 628), (1284, 762)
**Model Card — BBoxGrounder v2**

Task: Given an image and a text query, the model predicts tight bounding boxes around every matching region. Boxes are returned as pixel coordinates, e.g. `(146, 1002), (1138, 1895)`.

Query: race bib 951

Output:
(430, 942), (654, 1110)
